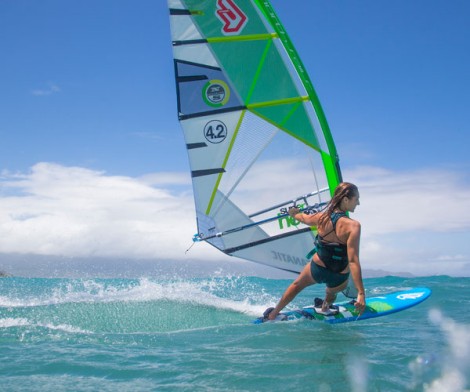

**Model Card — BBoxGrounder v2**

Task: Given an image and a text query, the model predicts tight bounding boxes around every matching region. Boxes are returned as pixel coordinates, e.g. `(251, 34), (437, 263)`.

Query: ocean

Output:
(1, 275), (469, 392)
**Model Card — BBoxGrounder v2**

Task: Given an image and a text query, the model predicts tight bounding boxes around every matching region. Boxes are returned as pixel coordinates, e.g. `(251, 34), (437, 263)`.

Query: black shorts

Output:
(310, 261), (349, 288)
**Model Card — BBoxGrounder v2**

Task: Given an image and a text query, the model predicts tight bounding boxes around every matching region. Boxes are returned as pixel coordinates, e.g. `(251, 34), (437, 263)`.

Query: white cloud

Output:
(345, 166), (470, 276)
(31, 83), (61, 96)
(139, 172), (191, 187)
(0, 163), (219, 260)
(347, 166), (470, 234)
(0, 162), (469, 276)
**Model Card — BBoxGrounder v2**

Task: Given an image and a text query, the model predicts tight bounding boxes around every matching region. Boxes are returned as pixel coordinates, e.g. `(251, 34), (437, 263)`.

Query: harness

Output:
(307, 211), (349, 273)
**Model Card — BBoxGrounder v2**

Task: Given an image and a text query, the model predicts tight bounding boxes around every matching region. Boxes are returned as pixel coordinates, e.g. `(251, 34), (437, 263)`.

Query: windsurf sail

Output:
(167, 0), (343, 275)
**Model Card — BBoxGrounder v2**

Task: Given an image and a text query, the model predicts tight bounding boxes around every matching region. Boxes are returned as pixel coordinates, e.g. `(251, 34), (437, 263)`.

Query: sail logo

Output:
(397, 292), (425, 300)
(278, 204), (305, 230)
(272, 251), (308, 267)
(203, 80), (230, 107)
(215, 0), (248, 35)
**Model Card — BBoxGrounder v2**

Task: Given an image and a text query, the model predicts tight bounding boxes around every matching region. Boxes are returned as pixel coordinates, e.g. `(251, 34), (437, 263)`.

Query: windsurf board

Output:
(254, 287), (431, 324)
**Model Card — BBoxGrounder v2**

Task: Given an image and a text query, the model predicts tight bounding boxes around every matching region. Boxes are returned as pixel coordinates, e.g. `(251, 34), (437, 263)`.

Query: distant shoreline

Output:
(0, 255), (442, 279)
(1, 253), (468, 279)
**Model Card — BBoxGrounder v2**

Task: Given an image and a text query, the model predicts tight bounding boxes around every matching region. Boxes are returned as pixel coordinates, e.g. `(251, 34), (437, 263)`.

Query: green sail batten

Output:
(207, 33), (277, 44)
(246, 96), (309, 109)
(253, 0), (342, 192)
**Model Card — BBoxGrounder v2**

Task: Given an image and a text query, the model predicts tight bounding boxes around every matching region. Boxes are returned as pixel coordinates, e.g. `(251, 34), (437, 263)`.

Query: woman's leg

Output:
(268, 262), (316, 320)
(323, 278), (348, 311)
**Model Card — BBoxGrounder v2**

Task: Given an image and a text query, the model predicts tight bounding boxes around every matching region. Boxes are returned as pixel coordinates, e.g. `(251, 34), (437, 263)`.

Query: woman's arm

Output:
(289, 207), (320, 226)
(346, 221), (366, 313)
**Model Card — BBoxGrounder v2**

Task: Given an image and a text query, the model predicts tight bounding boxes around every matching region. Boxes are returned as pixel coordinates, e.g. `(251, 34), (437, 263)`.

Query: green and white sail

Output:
(167, 0), (342, 274)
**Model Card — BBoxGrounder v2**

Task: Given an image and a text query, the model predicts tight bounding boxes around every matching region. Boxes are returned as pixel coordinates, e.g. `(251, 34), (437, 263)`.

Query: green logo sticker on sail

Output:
(203, 80), (230, 107)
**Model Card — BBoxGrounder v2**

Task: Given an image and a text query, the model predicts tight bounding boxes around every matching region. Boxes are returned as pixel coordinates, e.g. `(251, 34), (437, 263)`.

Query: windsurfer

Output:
(267, 182), (366, 319)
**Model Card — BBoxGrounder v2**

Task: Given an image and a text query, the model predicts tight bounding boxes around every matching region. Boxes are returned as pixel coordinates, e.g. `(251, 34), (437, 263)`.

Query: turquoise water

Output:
(1, 275), (469, 391)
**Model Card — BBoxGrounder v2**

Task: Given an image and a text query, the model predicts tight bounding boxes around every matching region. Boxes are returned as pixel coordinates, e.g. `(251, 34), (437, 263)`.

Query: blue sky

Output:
(1, 0), (469, 277)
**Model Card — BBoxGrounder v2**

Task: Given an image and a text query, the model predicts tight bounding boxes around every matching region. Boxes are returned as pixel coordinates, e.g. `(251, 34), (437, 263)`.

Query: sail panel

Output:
(181, 110), (243, 212)
(175, 60), (244, 119)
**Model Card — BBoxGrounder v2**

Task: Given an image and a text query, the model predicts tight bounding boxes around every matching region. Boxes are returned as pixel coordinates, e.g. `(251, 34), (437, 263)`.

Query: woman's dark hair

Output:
(318, 182), (358, 229)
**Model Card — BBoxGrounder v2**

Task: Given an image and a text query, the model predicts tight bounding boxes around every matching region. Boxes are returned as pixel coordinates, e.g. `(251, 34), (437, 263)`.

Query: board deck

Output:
(253, 287), (431, 324)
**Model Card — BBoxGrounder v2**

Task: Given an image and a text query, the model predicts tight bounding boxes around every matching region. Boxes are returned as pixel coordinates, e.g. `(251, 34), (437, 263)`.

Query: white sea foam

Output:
(0, 317), (91, 334)
(0, 277), (266, 316)
(36, 322), (92, 334)
(0, 317), (29, 328)
(347, 355), (368, 392)
(423, 309), (470, 392)
(0, 295), (27, 307)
